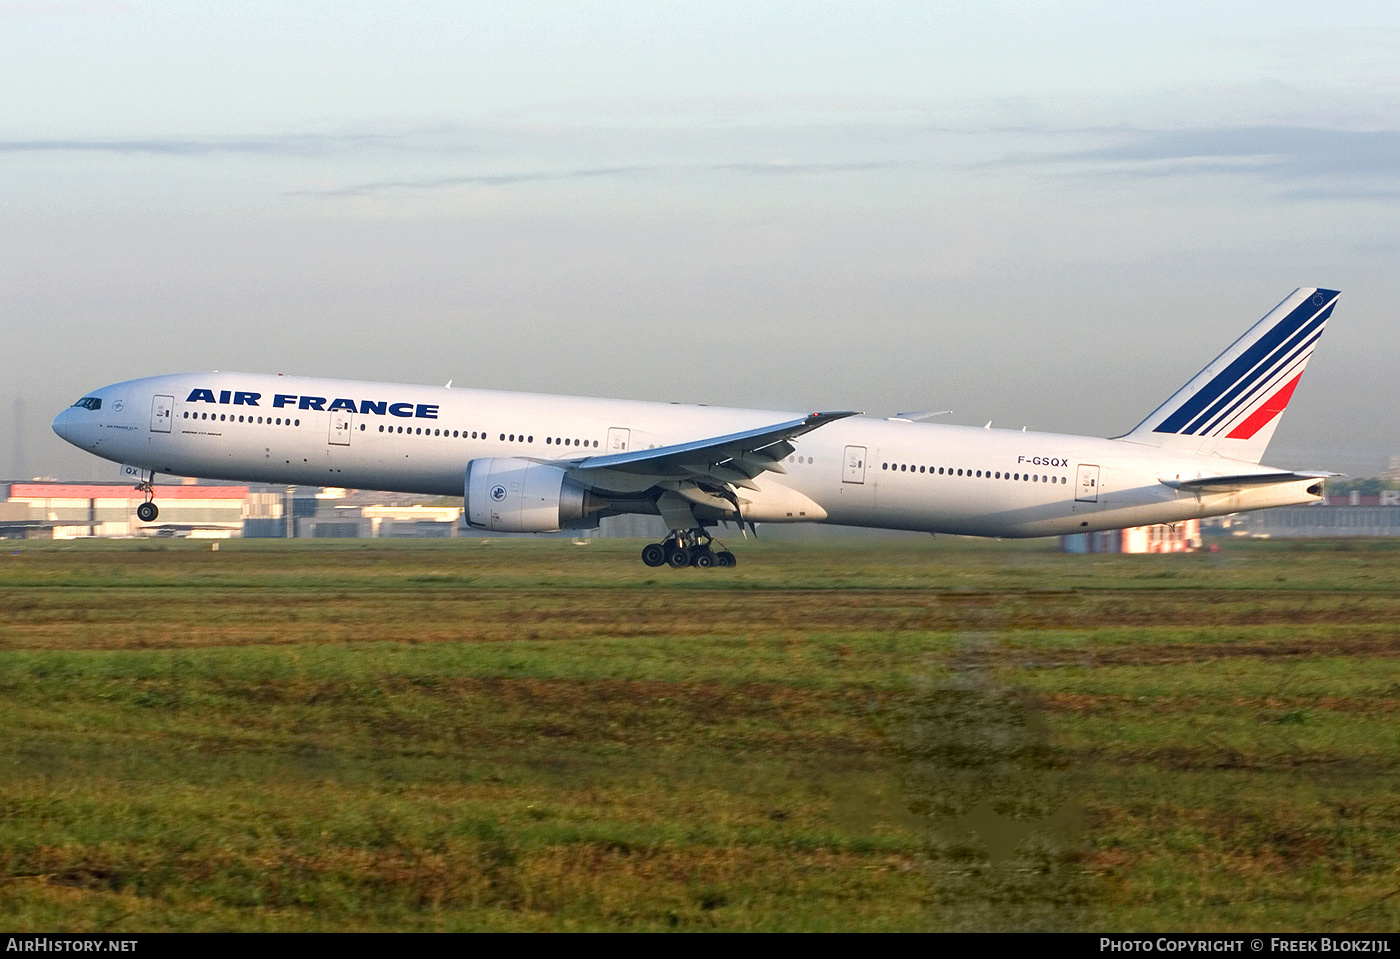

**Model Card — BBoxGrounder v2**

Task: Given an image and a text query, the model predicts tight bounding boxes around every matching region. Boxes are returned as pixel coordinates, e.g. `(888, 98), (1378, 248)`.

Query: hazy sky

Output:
(4, 1), (1399, 481)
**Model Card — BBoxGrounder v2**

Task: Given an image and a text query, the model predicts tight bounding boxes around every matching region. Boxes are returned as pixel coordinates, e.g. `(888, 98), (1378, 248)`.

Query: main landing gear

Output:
(640, 529), (736, 569)
(134, 479), (159, 523)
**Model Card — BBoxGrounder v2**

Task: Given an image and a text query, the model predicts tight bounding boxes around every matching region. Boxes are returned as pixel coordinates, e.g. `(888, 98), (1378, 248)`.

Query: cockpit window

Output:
(71, 397), (102, 410)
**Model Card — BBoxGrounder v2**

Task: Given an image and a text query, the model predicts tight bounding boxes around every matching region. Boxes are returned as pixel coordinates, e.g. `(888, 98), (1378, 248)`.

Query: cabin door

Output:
(843, 446), (867, 484)
(328, 410), (353, 446)
(1075, 464), (1101, 503)
(150, 394), (173, 433)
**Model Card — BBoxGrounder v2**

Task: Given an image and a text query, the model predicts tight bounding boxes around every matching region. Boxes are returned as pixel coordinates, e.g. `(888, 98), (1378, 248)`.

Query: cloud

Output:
(1279, 186), (1400, 203)
(288, 165), (662, 197)
(0, 1), (129, 16)
(290, 160), (902, 197)
(709, 160), (897, 175)
(0, 133), (400, 157)
(1004, 125), (1400, 186)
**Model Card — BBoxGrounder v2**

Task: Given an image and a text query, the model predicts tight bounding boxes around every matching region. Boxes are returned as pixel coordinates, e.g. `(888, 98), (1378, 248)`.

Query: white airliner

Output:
(53, 288), (1338, 567)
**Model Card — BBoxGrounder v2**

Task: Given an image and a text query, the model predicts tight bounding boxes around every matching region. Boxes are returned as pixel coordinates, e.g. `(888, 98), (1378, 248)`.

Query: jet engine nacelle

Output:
(464, 457), (589, 532)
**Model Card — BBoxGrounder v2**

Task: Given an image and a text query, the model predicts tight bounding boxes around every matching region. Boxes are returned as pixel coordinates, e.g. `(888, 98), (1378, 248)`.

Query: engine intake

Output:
(464, 457), (591, 532)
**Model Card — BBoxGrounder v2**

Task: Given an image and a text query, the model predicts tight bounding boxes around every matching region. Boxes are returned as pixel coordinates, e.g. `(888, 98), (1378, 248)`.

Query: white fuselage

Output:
(52, 372), (1322, 537)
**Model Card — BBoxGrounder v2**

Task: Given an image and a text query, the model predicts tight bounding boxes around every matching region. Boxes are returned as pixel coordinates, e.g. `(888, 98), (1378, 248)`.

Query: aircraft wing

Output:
(1160, 471), (1337, 492)
(573, 411), (859, 489)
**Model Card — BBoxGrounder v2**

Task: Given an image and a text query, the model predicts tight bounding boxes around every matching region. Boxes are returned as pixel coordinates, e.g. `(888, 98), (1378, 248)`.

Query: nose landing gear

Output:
(134, 478), (159, 523)
(640, 528), (736, 569)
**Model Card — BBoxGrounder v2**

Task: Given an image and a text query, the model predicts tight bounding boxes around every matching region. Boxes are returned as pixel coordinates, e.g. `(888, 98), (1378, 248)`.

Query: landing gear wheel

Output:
(643, 526), (737, 570)
(136, 502), (159, 523)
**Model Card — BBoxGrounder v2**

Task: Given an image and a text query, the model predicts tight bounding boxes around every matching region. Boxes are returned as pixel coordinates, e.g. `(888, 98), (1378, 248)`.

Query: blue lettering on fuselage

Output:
(184, 388), (439, 419)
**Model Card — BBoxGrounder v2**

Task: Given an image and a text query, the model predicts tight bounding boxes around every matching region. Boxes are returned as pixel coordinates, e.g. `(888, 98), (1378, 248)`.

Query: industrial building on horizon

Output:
(1, 479), (1397, 548)
(0, 481), (667, 541)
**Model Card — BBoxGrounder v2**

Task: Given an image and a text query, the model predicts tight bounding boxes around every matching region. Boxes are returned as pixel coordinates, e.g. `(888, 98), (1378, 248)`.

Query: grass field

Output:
(2, 535), (1398, 931)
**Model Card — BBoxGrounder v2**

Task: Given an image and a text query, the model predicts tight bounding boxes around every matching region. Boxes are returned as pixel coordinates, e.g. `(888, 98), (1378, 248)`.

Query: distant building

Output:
(3, 483), (248, 539)
(1061, 519), (1201, 554)
(0, 481), (667, 540)
(1215, 491), (1400, 538)
(1383, 456), (1400, 487)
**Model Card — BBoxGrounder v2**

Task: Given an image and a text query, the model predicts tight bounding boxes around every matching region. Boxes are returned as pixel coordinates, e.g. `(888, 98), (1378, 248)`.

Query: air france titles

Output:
(184, 390), (438, 420)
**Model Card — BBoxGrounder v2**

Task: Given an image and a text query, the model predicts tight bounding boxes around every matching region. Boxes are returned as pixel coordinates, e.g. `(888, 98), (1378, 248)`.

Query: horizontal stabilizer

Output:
(1160, 470), (1338, 492)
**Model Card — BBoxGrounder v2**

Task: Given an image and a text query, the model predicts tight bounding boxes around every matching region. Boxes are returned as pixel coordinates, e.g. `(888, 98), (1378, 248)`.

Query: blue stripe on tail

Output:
(1154, 291), (1337, 435)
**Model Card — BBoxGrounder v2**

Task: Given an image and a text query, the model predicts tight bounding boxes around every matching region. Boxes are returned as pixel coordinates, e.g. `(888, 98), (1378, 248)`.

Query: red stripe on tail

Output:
(1226, 373), (1303, 440)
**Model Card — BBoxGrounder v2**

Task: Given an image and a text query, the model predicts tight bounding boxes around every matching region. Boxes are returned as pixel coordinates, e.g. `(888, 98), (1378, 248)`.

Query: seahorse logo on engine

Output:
(490, 485), (507, 502)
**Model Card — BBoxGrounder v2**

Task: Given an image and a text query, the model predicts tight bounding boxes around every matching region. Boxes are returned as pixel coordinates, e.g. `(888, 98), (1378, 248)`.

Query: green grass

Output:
(1, 536), (1398, 930)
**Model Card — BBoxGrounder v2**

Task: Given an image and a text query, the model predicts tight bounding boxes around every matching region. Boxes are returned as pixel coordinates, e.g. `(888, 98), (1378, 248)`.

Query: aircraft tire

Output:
(691, 549), (716, 569)
(665, 546), (691, 569)
(641, 543), (667, 567)
(136, 502), (158, 522)
(716, 551), (736, 567)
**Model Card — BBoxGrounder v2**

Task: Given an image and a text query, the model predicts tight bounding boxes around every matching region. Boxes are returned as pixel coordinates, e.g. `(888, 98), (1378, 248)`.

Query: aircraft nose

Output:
(52, 407), (78, 445)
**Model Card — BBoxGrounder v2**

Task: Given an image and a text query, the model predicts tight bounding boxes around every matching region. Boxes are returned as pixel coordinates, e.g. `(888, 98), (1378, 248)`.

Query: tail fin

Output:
(1117, 288), (1339, 464)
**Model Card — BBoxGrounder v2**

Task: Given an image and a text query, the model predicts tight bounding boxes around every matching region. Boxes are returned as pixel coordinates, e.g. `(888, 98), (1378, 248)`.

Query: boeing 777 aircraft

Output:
(53, 288), (1338, 567)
